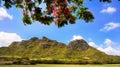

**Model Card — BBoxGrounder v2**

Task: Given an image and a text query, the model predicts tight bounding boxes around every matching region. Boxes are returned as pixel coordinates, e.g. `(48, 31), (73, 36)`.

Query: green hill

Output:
(0, 37), (120, 64)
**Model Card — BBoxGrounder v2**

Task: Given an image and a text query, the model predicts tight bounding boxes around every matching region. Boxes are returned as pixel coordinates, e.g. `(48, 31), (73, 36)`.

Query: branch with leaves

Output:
(0, 0), (114, 27)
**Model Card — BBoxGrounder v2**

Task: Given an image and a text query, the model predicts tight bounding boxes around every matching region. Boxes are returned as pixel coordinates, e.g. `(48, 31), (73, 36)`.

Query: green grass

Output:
(0, 64), (120, 67)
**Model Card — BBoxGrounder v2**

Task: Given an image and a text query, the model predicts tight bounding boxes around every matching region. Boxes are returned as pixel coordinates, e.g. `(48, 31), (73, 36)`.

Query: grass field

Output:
(0, 64), (120, 67)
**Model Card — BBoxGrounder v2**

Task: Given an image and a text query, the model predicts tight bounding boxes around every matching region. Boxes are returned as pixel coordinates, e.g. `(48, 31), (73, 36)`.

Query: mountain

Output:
(0, 37), (120, 64)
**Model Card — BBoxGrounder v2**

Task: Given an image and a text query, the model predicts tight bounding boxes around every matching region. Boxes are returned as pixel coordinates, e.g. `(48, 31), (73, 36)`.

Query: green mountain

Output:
(0, 37), (120, 64)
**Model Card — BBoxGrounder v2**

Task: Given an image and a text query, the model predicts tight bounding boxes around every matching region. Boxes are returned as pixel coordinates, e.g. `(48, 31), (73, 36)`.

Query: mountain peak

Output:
(42, 36), (51, 42)
(29, 37), (39, 41)
(68, 39), (89, 50)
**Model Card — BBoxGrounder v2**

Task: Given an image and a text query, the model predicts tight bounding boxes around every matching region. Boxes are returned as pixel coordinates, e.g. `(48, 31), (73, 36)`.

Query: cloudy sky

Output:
(0, 0), (120, 56)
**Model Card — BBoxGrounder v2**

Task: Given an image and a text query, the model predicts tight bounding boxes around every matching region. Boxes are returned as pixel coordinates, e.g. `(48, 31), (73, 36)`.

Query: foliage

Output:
(0, 0), (116, 27)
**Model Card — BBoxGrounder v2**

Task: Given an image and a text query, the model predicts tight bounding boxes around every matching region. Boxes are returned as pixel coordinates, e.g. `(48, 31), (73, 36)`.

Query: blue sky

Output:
(0, 0), (120, 56)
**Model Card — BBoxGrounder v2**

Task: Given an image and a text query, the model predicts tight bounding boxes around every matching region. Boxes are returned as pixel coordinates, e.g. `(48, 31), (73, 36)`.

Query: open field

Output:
(0, 64), (120, 67)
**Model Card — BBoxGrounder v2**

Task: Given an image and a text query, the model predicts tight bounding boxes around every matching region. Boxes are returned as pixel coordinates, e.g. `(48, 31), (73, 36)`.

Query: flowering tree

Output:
(0, 0), (113, 27)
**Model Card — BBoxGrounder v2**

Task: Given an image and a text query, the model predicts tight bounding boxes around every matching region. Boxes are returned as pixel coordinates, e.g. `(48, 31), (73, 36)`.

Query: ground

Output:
(0, 64), (120, 67)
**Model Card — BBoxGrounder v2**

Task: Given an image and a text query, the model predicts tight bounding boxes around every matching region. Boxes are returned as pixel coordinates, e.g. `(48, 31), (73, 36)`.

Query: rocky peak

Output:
(9, 40), (28, 46)
(10, 42), (21, 46)
(29, 37), (39, 41)
(42, 36), (51, 42)
(68, 39), (89, 50)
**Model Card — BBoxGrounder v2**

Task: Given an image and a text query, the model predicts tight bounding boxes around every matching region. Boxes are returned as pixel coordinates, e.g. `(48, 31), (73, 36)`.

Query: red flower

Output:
(53, 4), (57, 17)
(88, 11), (92, 15)
(70, 16), (75, 22)
(54, 20), (58, 25)
(55, 0), (60, 3)
(59, 6), (64, 10)
(65, 7), (69, 12)
(65, 0), (68, 4)
(23, 10), (28, 15)
(53, 10), (57, 17)
(22, 0), (25, 2)
(64, 7), (70, 16)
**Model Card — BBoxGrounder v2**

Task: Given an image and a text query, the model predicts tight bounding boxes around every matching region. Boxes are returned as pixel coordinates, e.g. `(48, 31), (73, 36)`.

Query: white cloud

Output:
(100, 22), (120, 31)
(0, 7), (13, 20)
(87, 38), (120, 56)
(88, 42), (97, 47)
(97, 46), (120, 56)
(104, 39), (116, 46)
(100, 7), (116, 14)
(71, 35), (84, 41)
(0, 32), (23, 47)
(97, 39), (120, 56)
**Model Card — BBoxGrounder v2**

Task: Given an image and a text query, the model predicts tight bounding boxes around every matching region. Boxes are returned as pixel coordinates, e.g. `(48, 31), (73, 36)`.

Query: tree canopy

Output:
(0, 0), (115, 27)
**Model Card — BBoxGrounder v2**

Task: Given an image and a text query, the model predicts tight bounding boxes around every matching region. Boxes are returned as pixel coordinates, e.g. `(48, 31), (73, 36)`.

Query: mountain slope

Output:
(0, 37), (120, 64)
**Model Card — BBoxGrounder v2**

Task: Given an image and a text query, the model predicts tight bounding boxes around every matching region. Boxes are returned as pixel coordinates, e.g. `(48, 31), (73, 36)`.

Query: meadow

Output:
(0, 64), (120, 67)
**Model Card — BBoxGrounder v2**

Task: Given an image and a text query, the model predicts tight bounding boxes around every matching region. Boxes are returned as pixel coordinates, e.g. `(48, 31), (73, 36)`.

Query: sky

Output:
(0, 0), (120, 56)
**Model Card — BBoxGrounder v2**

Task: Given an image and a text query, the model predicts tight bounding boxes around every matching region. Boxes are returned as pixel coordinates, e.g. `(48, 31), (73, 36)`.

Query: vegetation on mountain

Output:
(0, 37), (120, 65)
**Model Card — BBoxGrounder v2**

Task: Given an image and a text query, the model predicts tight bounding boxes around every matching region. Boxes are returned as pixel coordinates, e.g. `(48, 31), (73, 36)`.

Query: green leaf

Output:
(36, 0), (42, 4)
(16, 4), (24, 9)
(22, 15), (32, 25)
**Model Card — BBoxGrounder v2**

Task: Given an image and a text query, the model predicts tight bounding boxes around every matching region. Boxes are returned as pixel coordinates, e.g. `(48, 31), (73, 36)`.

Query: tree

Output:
(0, 0), (115, 27)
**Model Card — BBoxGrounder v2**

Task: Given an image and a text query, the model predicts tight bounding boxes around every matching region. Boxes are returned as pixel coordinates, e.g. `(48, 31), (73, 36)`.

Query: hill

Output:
(0, 37), (120, 64)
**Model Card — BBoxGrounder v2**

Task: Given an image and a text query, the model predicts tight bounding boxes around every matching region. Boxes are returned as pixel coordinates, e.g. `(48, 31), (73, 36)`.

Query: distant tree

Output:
(0, 0), (116, 27)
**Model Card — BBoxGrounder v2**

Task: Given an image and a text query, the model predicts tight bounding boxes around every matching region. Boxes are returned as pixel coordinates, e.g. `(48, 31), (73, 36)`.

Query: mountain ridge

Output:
(0, 36), (120, 64)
